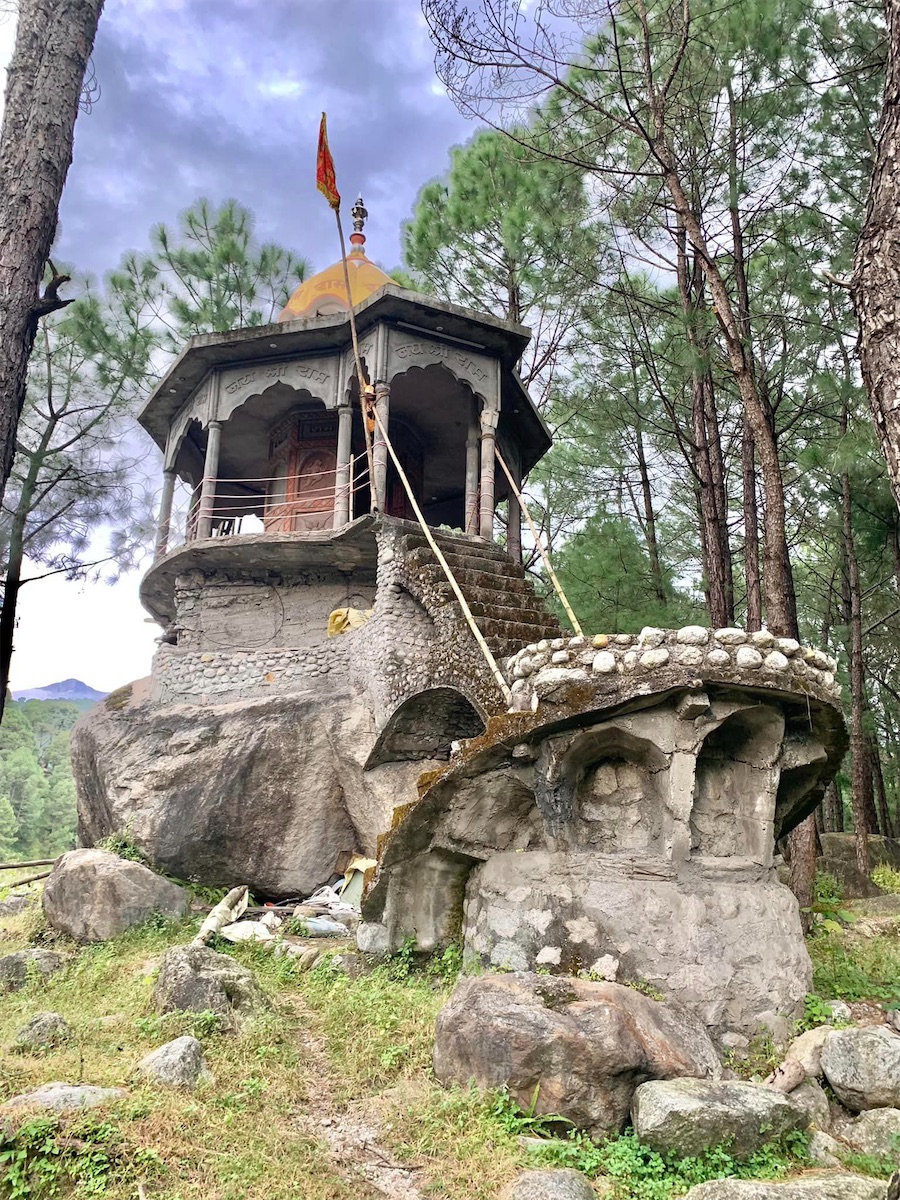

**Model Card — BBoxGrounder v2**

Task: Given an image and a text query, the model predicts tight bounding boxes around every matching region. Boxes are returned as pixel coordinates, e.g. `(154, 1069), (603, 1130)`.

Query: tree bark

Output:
(634, 414), (667, 606)
(870, 733), (895, 839)
(742, 421), (763, 631)
(0, 0), (104, 504)
(853, 0), (900, 510)
(841, 458), (870, 876)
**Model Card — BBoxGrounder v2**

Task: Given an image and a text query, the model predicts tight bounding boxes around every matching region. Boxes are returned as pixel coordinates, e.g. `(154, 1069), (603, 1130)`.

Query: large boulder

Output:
(833, 1107), (900, 1158)
(42, 850), (190, 942)
(136, 1036), (211, 1088)
(821, 1026), (900, 1110)
(679, 1177), (886, 1200)
(433, 973), (721, 1137)
(0, 949), (66, 992)
(631, 1079), (810, 1158)
(72, 689), (434, 898)
(152, 944), (267, 1026)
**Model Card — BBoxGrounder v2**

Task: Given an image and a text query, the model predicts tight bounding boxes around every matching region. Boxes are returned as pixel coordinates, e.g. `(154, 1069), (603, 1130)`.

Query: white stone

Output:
(569, 636), (586, 648)
(714, 628), (748, 645)
(735, 646), (763, 669)
(775, 637), (800, 656)
(639, 627), (666, 648)
(750, 629), (775, 648)
(640, 648), (670, 669)
(535, 945), (562, 966)
(592, 651), (617, 674)
(676, 626), (709, 645)
(589, 954), (619, 981)
(550, 638), (566, 650)
(614, 634), (633, 645)
(706, 648), (731, 667)
(622, 652), (638, 672)
(763, 651), (790, 672)
(822, 672), (835, 687)
(674, 646), (703, 666)
(536, 640), (550, 652)
(551, 650), (570, 664)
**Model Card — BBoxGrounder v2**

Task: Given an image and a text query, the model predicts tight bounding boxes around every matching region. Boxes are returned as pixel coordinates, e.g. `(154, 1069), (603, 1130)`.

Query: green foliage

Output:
(872, 865), (900, 893)
(526, 1129), (809, 1198)
(809, 930), (900, 1007)
(550, 511), (702, 634)
(96, 830), (146, 863)
(0, 701), (83, 859)
(840, 1146), (900, 1180)
(0, 1112), (160, 1198)
(799, 992), (842, 1031)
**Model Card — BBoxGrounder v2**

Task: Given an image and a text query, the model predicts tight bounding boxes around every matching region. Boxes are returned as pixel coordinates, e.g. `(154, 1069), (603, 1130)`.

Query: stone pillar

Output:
(154, 468), (177, 558)
(479, 405), (499, 541)
(507, 451), (522, 564)
(196, 420), (222, 541)
(333, 404), (353, 528)
(465, 417), (480, 536)
(373, 380), (390, 512)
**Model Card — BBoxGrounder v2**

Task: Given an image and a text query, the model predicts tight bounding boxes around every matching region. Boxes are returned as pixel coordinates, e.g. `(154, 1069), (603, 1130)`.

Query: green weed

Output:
(872, 864), (900, 894)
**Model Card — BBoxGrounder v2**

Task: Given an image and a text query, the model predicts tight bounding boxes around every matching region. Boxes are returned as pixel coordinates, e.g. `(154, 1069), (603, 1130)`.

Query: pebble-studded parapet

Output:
(505, 624), (842, 710)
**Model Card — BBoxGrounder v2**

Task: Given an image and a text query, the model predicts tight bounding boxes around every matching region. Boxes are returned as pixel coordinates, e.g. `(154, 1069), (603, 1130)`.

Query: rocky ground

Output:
(0, 862), (898, 1199)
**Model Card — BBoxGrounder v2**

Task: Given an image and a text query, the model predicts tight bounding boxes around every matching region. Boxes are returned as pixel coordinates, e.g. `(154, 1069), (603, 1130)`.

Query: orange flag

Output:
(316, 113), (340, 209)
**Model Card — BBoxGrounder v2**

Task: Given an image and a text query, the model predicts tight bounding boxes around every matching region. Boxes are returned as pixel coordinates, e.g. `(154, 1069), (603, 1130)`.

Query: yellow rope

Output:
(495, 447), (584, 637)
(371, 407), (513, 707)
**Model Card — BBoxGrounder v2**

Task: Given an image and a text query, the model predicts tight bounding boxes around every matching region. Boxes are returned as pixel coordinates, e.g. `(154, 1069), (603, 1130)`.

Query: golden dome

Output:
(278, 198), (392, 322)
(278, 248), (393, 322)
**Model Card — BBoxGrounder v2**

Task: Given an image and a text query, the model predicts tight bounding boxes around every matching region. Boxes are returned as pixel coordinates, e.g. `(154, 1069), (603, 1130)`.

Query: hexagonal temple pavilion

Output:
(137, 203), (561, 739)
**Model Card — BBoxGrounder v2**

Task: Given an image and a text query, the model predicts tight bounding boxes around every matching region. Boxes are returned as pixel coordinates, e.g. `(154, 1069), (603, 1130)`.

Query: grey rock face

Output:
(0, 949), (66, 992)
(433, 973), (721, 1137)
(631, 1079), (809, 1157)
(1, 1083), (126, 1114)
(136, 1036), (210, 1088)
(152, 944), (267, 1025)
(806, 1130), (844, 1166)
(679, 1177), (886, 1200)
(42, 849), (190, 943)
(501, 1169), (596, 1200)
(72, 690), (433, 898)
(788, 1078), (831, 1131)
(821, 1026), (900, 1110)
(833, 1107), (900, 1158)
(11, 1012), (72, 1052)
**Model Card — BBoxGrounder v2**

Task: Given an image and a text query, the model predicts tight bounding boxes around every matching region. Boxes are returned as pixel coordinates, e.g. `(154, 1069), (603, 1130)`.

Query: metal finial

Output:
(351, 195), (368, 236)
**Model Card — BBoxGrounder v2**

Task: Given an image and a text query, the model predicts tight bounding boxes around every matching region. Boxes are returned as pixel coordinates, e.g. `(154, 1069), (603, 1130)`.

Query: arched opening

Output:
(367, 686), (486, 766)
(692, 705), (784, 860)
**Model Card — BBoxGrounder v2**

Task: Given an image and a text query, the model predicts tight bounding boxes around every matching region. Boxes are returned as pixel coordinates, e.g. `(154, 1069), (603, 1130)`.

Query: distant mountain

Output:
(12, 678), (107, 703)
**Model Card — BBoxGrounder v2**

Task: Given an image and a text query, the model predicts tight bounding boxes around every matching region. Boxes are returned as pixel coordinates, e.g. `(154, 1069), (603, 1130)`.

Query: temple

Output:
(135, 199), (561, 735)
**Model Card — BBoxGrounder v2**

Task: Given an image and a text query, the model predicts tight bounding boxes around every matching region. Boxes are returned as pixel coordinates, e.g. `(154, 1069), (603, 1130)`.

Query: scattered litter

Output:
(220, 921), (275, 943)
(303, 916), (350, 938)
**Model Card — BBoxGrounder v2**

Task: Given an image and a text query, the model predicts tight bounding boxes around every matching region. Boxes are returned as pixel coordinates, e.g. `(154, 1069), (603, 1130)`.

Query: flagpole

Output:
(333, 207), (378, 512)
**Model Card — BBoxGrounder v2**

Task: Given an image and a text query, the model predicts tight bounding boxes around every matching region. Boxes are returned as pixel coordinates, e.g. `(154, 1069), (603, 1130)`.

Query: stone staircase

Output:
(398, 526), (562, 659)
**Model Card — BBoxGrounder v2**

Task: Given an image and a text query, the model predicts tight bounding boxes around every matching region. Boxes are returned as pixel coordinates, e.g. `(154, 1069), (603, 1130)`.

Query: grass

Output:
(0, 896), (889, 1200)
(807, 927), (900, 1009)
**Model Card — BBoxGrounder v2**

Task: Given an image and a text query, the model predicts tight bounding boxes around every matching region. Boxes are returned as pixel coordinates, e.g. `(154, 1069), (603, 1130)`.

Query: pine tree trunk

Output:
(0, 0), (104, 503)
(870, 732), (894, 839)
(742, 421), (763, 631)
(841, 464), (871, 876)
(635, 416), (667, 606)
(853, 0), (900, 511)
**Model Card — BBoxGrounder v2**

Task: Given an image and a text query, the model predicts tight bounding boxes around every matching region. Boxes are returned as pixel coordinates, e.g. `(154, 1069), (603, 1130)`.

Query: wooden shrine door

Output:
(265, 412), (337, 533)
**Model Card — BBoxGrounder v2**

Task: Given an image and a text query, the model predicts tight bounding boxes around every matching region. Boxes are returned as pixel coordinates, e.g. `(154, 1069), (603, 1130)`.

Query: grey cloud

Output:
(57, 0), (474, 278)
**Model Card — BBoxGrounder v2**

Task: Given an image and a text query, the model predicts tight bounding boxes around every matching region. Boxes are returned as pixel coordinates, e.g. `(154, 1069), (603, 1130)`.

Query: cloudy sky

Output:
(8, 0), (477, 693)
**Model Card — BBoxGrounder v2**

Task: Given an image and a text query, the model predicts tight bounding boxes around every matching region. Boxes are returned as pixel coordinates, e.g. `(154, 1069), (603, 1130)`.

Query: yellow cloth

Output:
(327, 607), (373, 637)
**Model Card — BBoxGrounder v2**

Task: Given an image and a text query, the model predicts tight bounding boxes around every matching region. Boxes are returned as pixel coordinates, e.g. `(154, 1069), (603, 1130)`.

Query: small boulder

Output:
(833, 1107), (900, 1158)
(0, 894), (31, 921)
(0, 949), (66, 993)
(821, 1026), (900, 1110)
(501, 1168), (596, 1200)
(678, 1177), (886, 1200)
(136, 1036), (210, 1089)
(631, 1079), (809, 1158)
(788, 1078), (831, 1131)
(12, 1012), (72, 1052)
(42, 849), (190, 942)
(1, 1082), (126, 1114)
(806, 1130), (844, 1167)
(152, 944), (267, 1026)
(433, 973), (720, 1137)
(782, 1025), (832, 1078)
